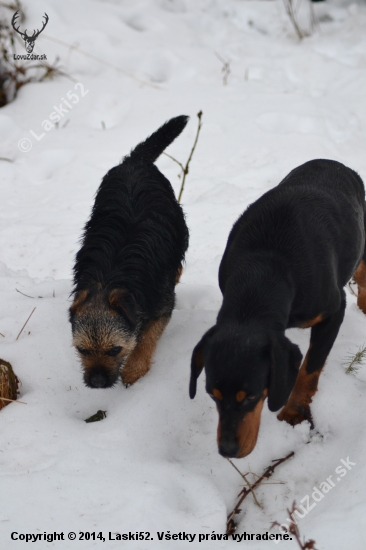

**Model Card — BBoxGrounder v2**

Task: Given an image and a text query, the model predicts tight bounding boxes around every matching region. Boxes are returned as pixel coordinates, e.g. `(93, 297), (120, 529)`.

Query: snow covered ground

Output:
(1, 0), (366, 548)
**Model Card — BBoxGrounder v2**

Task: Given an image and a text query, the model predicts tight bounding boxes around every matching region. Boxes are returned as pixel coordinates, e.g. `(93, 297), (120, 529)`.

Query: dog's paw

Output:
(121, 365), (147, 386)
(121, 371), (139, 386)
(277, 403), (314, 429)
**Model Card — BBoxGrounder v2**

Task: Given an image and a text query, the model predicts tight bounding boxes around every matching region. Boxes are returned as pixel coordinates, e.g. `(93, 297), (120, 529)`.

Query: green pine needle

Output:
(343, 345), (366, 375)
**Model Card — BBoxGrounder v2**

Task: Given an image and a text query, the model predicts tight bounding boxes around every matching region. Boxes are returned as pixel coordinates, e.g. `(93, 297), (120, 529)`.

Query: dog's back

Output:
(73, 116), (189, 317)
(219, 159), (365, 322)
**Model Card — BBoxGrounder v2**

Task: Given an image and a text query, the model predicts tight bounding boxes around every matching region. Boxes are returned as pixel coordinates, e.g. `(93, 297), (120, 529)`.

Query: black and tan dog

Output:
(70, 116), (189, 388)
(190, 159), (366, 458)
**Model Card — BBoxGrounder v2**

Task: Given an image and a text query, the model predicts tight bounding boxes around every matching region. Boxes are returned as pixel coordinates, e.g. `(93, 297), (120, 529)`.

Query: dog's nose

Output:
(218, 438), (240, 458)
(89, 372), (109, 388)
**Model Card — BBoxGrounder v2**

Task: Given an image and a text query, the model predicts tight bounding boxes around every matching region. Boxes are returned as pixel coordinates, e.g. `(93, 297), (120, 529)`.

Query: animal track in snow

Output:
(257, 112), (320, 135)
(89, 94), (131, 129)
(161, 0), (186, 13)
(139, 53), (173, 83)
(124, 14), (163, 32)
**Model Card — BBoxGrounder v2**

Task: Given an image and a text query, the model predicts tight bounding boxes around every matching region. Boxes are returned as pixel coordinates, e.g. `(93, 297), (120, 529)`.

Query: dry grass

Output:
(0, 358), (20, 411)
(283, 0), (318, 40)
(215, 52), (231, 86)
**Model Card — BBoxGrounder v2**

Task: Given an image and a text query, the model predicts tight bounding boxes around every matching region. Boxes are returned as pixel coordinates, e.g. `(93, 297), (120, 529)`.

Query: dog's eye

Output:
(246, 395), (257, 402)
(77, 347), (90, 356)
(106, 346), (122, 357)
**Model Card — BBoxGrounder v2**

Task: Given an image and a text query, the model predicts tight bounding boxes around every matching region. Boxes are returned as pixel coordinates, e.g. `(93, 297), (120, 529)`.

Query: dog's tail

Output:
(127, 115), (189, 164)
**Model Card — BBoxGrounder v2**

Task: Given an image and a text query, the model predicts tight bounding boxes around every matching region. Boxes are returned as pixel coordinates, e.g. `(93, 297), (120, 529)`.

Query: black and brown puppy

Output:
(190, 159), (366, 458)
(70, 116), (189, 388)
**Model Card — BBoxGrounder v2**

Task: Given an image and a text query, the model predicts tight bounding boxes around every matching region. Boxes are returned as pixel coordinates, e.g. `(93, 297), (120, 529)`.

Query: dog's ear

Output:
(69, 289), (89, 317)
(190, 326), (216, 399)
(109, 289), (137, 326)
(268, 332), (302, 412)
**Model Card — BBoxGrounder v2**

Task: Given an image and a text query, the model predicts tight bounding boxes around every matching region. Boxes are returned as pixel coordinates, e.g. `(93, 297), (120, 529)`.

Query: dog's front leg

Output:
(278, 293), (346, 427)
(121, 316), (170, 385)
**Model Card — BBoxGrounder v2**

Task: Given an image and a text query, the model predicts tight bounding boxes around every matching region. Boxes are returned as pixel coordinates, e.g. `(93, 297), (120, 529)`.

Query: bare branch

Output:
(163, 111), (203, 203)
(162, 151), (185, 172)
(177, 110), (203, 203)
(226, 451), (295, 535)
(272, 501), (318, 549)
(227, 459), (262, 508)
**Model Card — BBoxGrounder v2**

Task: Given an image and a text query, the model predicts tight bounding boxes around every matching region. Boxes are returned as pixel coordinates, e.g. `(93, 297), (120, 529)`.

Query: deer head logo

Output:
(11, 11), (49, 54)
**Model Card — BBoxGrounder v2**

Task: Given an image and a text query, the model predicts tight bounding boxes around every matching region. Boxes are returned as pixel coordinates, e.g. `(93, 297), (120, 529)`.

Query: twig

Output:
(0, 396), (26, 404)
(0, 157), (13, 162)
(238, 452), (295, 497)
(226, 451), (294, 535)
(309, 1), (320, 34)
(283, 0), (307, 40)
(243, 471), (284, 483)
(163, 111), (203, 204)
(283, 0), (318, 40)
(227, 459), (262, 508)
(272, 502), (317, 549)
(215, 52), (231, 86)
(16, 307), (36, 341)
(0, 333), (4, 337)
(178, 111), (202, 203)
(162, 151), (184, 172)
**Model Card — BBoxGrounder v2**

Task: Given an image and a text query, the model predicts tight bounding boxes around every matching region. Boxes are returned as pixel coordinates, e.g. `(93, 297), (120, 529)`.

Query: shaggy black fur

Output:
(69, 116), (190, 389)
(72, 116), (189, 322)
(190, 159), (365, 458)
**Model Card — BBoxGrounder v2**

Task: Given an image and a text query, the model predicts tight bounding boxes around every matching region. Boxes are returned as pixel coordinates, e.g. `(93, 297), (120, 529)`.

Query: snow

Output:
(1, 0), (366, 548)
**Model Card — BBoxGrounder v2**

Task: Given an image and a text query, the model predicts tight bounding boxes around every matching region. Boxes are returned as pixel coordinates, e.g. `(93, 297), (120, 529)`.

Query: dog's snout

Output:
(218, 438), (240, 458)
(88, 371), (110, 389)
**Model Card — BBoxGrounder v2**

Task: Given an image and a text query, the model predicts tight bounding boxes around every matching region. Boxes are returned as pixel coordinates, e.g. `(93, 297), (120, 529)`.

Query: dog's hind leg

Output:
(175, 266), (183, 285)
(354, 259), (366, 314)
(353, 208), (366, 313)
(278, 292), (346, 427)
(121, 316), (170, 386)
